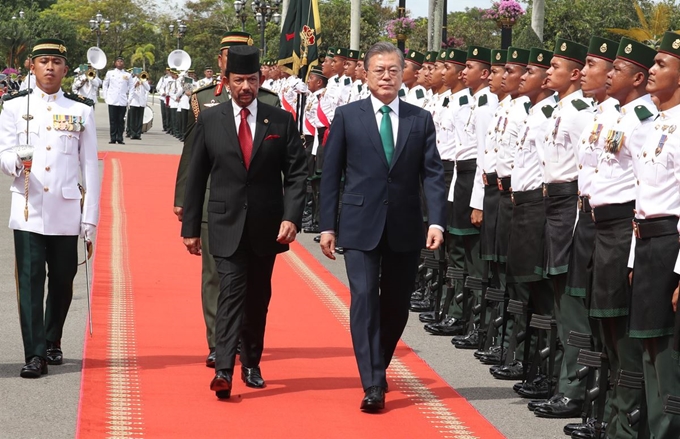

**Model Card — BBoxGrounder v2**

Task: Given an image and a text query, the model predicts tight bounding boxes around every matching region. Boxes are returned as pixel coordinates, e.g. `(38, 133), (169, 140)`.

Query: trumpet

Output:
(140, 71), (149, 81)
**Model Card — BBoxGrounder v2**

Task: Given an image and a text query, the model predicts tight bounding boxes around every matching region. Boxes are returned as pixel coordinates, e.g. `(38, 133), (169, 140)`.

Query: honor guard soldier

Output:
(450, 45), (498, 350)
(173, 31), (280, 368)
(156, 67), (172, 132)
(0, 38), (100, 378)
(504, 48), (557, 398)
(72, 63), (102, 107)
(167, 69), (180, 138)
(197, 66), (216, 89)
(628, 31), (680, 439)
(102, 56), (136, 144)
(402, 50), (427, 107)
(578, 36), (659, 439)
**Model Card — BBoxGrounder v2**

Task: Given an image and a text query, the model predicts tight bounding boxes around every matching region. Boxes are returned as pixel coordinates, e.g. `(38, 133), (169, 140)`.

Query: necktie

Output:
(238, 107), (253, 169)
(379, 105), (394, 165)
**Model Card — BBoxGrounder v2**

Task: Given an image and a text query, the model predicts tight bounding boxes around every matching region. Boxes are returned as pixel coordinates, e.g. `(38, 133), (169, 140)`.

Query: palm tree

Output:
(131, 43), (155, 70)
(606, 0), (679, 48)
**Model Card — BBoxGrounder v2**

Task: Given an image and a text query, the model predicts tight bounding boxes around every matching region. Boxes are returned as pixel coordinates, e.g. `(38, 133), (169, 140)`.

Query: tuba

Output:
(167, 50), (191, 72)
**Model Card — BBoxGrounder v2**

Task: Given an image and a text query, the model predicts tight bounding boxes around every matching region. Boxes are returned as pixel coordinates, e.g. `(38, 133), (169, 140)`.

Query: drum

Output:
(142, 105), (154, 133)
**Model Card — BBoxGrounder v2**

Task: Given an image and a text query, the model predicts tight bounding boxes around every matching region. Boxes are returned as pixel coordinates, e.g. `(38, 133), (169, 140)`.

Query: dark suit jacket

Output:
(181, 100), (307, 258)
(319, 97), (446, 252)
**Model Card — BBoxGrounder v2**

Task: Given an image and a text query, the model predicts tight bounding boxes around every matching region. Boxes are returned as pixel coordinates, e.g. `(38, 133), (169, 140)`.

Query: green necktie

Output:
(379, 105), (394, 165)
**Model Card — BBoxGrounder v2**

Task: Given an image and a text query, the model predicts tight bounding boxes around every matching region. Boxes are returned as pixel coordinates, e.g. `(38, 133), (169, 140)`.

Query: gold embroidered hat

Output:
(31, 38), (68, 61)
(553, 38), (588, 66)
(220, 31), (254, 50)
(506, 47), (530, 66)
(467, 46), (491, 65)
(528, 48), (553, 69)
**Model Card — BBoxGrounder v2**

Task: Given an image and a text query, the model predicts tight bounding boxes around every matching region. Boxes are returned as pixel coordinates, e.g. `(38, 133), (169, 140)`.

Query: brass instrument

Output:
(140, 71), (149, 81)
(86, 67), (96, 80)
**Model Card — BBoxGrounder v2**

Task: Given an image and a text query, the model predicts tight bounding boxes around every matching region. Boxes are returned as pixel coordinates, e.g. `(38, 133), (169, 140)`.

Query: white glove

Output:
(80, 223), (97, 242)
(0, 153), (23, 177)
(294, 82), (308, 94)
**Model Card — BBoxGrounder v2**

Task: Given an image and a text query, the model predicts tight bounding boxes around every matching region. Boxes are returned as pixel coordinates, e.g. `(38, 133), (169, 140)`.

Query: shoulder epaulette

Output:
(2, 89), (31, 102)
(191, 93), (201, 119)
(398, 88), (406, 97)
(415, 89), (424, 99)
(459, 95), (469, 106)
(193, 82), (217, 95)
(634, 105), (654, 121)
(478, 94), (488, 107)
(63, 92), (95, 107)
(571, 99), (590, 111)
(442, 97), (449, 107)
(524, 101), (531, 114)
(344, 77), (351, 86)
(542, 105), (555, 118)
(358, 84), (363, 93)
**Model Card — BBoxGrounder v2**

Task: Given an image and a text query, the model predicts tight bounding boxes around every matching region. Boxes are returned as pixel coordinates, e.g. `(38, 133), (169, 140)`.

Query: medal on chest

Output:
(551, 117), (561, 141)
(604, 129), (624, 154)
(656, 134), (668, 156)
(589, 123), (603, 145)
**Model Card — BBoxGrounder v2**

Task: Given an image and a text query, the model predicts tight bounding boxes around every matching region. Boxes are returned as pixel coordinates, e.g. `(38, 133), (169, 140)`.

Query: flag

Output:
(277, 0), (321, 81)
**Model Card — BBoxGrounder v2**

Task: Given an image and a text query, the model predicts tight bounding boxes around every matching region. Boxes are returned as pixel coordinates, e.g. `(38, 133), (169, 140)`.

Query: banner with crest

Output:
(277, 0), (321, 80)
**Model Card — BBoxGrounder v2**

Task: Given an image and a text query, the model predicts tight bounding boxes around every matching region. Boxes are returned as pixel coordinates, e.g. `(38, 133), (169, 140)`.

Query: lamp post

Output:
(89, 11), (110, 48)
(233, 0), (281, 56)
(168, 19), (187, 50)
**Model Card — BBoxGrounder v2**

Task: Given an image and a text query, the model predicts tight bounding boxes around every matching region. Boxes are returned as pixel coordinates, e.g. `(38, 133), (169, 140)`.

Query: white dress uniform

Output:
(0, 87), (100, 235)
(72, 74), (102, 103)
(102, 68), (135, 106)
(496, 95), (533, 181)
(403, 84), (429, 108)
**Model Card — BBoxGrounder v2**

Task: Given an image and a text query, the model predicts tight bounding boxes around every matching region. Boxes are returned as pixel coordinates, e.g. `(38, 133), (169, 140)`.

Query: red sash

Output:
(316, 102), (331, 145)
(282, 96), (297, 121)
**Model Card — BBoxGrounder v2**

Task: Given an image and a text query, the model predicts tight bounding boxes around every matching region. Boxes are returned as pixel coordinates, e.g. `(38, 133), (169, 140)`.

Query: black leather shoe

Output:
(477, 346), (506, 364)
(206, 348), (216, 368)
(571, 423), (608, 439)
(241, 366), (266, 388)
(334, 246), (345, 255)
(534, 396), (583, 419)
(46, 340), (63, 365)
(360, 386), (385, 412)
(419, 311), (440, 323)
(528, 393), (562, 411)
(409, 296), (434, 312)
(492, 361), (524, 380)
(20, 356), (48, 378)
(425, 317), (467, 336)
(453, 329), (479, 349)
(118, 141), (125, 145)
(108, 141), (116, 144)
(517, 376), (551, 399)
(210, 370), (232, 399)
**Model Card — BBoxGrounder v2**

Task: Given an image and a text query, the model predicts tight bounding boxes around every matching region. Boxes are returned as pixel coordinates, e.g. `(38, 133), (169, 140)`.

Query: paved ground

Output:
(0, 95), (569, 438)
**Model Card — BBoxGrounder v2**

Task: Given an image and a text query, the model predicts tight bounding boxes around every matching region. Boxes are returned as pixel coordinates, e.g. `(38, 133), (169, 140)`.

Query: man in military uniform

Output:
(72, 63), (102, 107)
(628, 31), (680, 439)
(156, 68), (172, 132)
(0, 38), (100, 378)
(127, 68), (151, 140)
(197, 66), (215, 89)
(103, 56), (135, 144)
(173, 31), (280, 368)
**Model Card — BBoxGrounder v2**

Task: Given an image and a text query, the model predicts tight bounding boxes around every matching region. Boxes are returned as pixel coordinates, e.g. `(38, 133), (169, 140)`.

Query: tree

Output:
(606, 0), (680, 48)
(131, 43), (155, 70)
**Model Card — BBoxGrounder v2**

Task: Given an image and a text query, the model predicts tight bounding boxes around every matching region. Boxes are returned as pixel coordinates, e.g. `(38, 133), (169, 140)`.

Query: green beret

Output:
(326, 47), (336, 58)
(335, 47), (348, 59)
(406, 50), (425, 67)
(528, 48), (553, 69)
(31, 38), (68, 61)
(437, 50), (448, 63)
(658, 31), (680, 60)
(507, 47), (530, 66)
(553, 38), (588, 66)
(491, 49), (507, 66)
(587, 36), (618, 63)
(347, 49), (359, 61)
(221, 31), (253, 50)
(467, 46), (491, 65)
(616, 37), (657, 70)
(445, 49), (467, 66)
(424, 51), (438, 65)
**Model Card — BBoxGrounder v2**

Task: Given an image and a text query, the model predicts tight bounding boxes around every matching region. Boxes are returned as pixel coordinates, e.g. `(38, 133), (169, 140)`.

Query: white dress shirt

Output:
(496, 95), (532, 178)
(102, 68), (136, 106)
(233, 99), (258, 139)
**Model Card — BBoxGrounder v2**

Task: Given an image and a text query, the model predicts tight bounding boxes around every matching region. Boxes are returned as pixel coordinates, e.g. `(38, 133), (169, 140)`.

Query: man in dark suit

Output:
(319, 42), (447, 412)
(181, 45), (307, 399)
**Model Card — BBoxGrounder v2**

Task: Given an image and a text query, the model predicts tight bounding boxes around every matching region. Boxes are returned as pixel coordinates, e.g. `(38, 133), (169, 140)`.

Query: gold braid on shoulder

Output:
(191, 93), (201, 119)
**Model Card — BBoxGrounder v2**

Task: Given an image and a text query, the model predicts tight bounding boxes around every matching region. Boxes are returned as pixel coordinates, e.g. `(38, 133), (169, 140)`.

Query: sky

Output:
(408, 0), (497, 19)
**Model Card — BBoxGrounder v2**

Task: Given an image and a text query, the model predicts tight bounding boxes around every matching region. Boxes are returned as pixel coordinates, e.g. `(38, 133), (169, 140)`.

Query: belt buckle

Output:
(633, 221), (641, 239)
(511, 193), (516, 205)
(497, 178), (503, 191)
(482, 173), (488, 186)
(577, 198), (583, 211)
(542, 184), (548, 198)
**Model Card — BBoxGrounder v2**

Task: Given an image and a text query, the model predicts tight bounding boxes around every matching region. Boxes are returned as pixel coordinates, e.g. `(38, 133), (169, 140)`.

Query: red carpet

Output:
(76, 152), (505, 439)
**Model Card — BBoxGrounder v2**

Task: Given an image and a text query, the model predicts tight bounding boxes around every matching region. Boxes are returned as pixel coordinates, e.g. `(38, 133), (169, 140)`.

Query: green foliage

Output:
(317, 0), (393, 53)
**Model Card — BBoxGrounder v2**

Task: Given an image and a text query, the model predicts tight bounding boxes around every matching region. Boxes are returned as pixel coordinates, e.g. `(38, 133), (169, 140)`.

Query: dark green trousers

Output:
(552, 274), (590, 400)
(600, 316), (645, 439)
(14, 231), (78, 362)
(642, 335), (680, 439)
(128, 105), (144, 139)
(446, 233), (466, 319)
(201, 222), (219, 349)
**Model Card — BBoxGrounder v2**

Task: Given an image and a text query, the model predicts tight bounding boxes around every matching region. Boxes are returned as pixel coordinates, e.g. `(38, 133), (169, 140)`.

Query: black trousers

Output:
(160, 100), (169, 131)
(108, 105), (126, 142)
(128, 106), (144, 139)
(14, 231), (78, 362)
(343, 232), (420, 390)
(212, 237), (277, 373)
(179, 108), (189, 140)
(168, 108), (177, 137)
